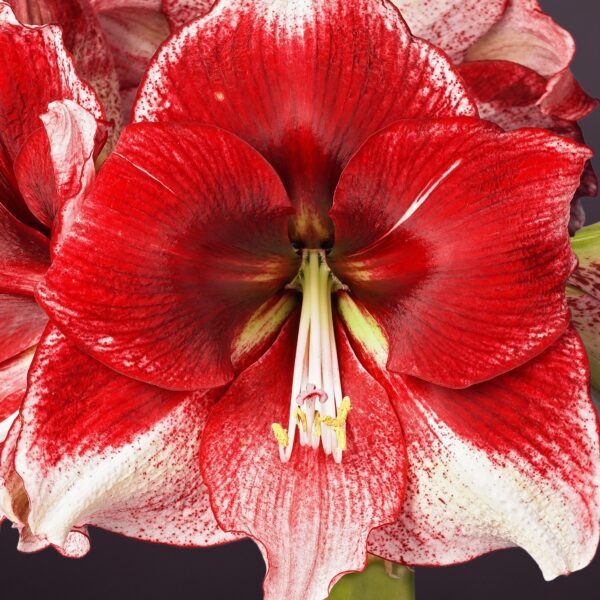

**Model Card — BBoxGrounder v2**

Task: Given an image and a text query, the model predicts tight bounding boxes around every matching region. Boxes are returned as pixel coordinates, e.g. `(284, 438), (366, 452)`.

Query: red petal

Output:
(540, 70), (599, 123)
(367, 330), (600, 579)
(39, 123), (298, 391)
(459, 60), (597, 131)
(15, 325), (234, 549)
(14, 101), (98, 253)
(0, 202), (49, 296)
(161, 0), (213, 30)
(200, 317), (405, 600)
(0, 295), (47, 364)
(0, 3), (106, 154)
(459, 60), (547, 111)
(331, 118), (590, 387)
(0, 137), (35, 231)
(134, 0), (475, 245)
(391, 0), (507, 61)
(0, 348), (34, 425)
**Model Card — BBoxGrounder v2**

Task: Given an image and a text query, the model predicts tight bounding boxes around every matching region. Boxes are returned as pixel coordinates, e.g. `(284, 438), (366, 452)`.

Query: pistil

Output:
(272, 250), (351, 463)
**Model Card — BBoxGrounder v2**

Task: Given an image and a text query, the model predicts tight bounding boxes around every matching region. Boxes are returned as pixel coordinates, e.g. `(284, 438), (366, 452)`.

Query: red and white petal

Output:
(91, 0), (169, 90)
(331, 118), (589, 387)
(39, 122), (298, 392)
(464, 1), (597, 120)
(200, 318), (405, 600)
(0, 417), (25, 522)
(0, 202), (49, 295)
(19, 526), (91, 557)
(161, 0), (213, 30)
(0, 417), (91, 557)
(367, 330), (600, 579)
(15, 326), (233, 549)
(570, 223), (600, 301)
(390, 0), (507, 62)
(0, 295), (47, 364)
(458, 60), (559, 131)
(89, 0), (170, 122)
(14, 100), (98, 251)
(465, 0), (573, 78)
(134, 0), (475, 245)
(0, 2), (105, 157)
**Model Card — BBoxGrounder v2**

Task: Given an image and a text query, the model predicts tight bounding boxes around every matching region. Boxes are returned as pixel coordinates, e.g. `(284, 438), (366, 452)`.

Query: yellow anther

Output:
(337, 396), (352, 421)
(321, 397), (352, 451)
(294, 407), (307, 432)
(313, 411), (322, 438)
(271, 423), (289, 448)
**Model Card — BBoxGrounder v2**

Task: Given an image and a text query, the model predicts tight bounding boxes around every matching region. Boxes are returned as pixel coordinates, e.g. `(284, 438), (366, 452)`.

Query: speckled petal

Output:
(338, 295), (600, 580)
(200, 318), (405, 600)
(134, 0), (475, 245)
(14, 326), (234, 550)
(390, 0), (507, 61)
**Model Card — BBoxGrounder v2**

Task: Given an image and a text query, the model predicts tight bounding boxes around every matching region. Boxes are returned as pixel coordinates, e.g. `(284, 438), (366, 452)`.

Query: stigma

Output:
(272, 250), (351, 463)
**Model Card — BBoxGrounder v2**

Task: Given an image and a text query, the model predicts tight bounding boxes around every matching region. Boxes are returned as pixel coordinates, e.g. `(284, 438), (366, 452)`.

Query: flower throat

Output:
(272, 250), (351, 463)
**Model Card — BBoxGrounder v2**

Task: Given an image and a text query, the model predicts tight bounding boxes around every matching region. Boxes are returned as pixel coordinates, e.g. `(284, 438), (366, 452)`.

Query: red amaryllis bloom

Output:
(164, 0), (598, 234)
(4, 1), (600, 598)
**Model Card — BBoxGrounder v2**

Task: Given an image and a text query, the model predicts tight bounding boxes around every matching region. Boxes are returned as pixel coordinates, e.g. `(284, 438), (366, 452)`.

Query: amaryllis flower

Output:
(7, 0), (120, 145)
(0, 2), (104, 547)
(8, 0), (171, 140)
(164, 0), (598, 235)
(569, 223), (600, 394)
(5, 1), (597, 598)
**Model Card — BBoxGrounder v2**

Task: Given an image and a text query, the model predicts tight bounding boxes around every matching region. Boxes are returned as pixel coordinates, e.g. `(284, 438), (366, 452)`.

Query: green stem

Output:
(328, 558), (415, 600)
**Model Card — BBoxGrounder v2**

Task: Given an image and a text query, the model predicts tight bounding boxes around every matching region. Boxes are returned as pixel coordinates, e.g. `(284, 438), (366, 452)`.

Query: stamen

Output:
(271, 249), (351, 463)
(294, 407), (307, 432)
(321, 397), (352, 452)
(271, 423), (289, 448)
(313, 411), (322, 439)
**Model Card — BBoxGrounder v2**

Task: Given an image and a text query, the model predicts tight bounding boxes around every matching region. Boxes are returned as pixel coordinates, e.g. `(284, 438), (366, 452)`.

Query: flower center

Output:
(272, 250), (351, 463)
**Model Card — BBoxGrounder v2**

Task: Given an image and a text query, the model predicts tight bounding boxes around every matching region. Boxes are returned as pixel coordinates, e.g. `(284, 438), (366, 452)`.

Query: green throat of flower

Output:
(272, 250), (352, 463)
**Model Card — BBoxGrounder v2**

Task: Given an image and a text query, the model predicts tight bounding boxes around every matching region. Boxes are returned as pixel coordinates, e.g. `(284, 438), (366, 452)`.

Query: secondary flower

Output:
(569, 223), (600, 394)
(163, 0), (598, 234)
(0, 2), (104, 549)
(5, 1), (597, 599)
(7, 0), (171, 140)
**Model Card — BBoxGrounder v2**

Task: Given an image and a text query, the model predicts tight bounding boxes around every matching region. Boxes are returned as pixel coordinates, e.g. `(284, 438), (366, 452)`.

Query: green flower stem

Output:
(328, 558), (415, 600)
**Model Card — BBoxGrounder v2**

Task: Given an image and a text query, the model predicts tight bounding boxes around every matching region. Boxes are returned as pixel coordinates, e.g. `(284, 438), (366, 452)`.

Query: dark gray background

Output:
(1, 1), (599, 598)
